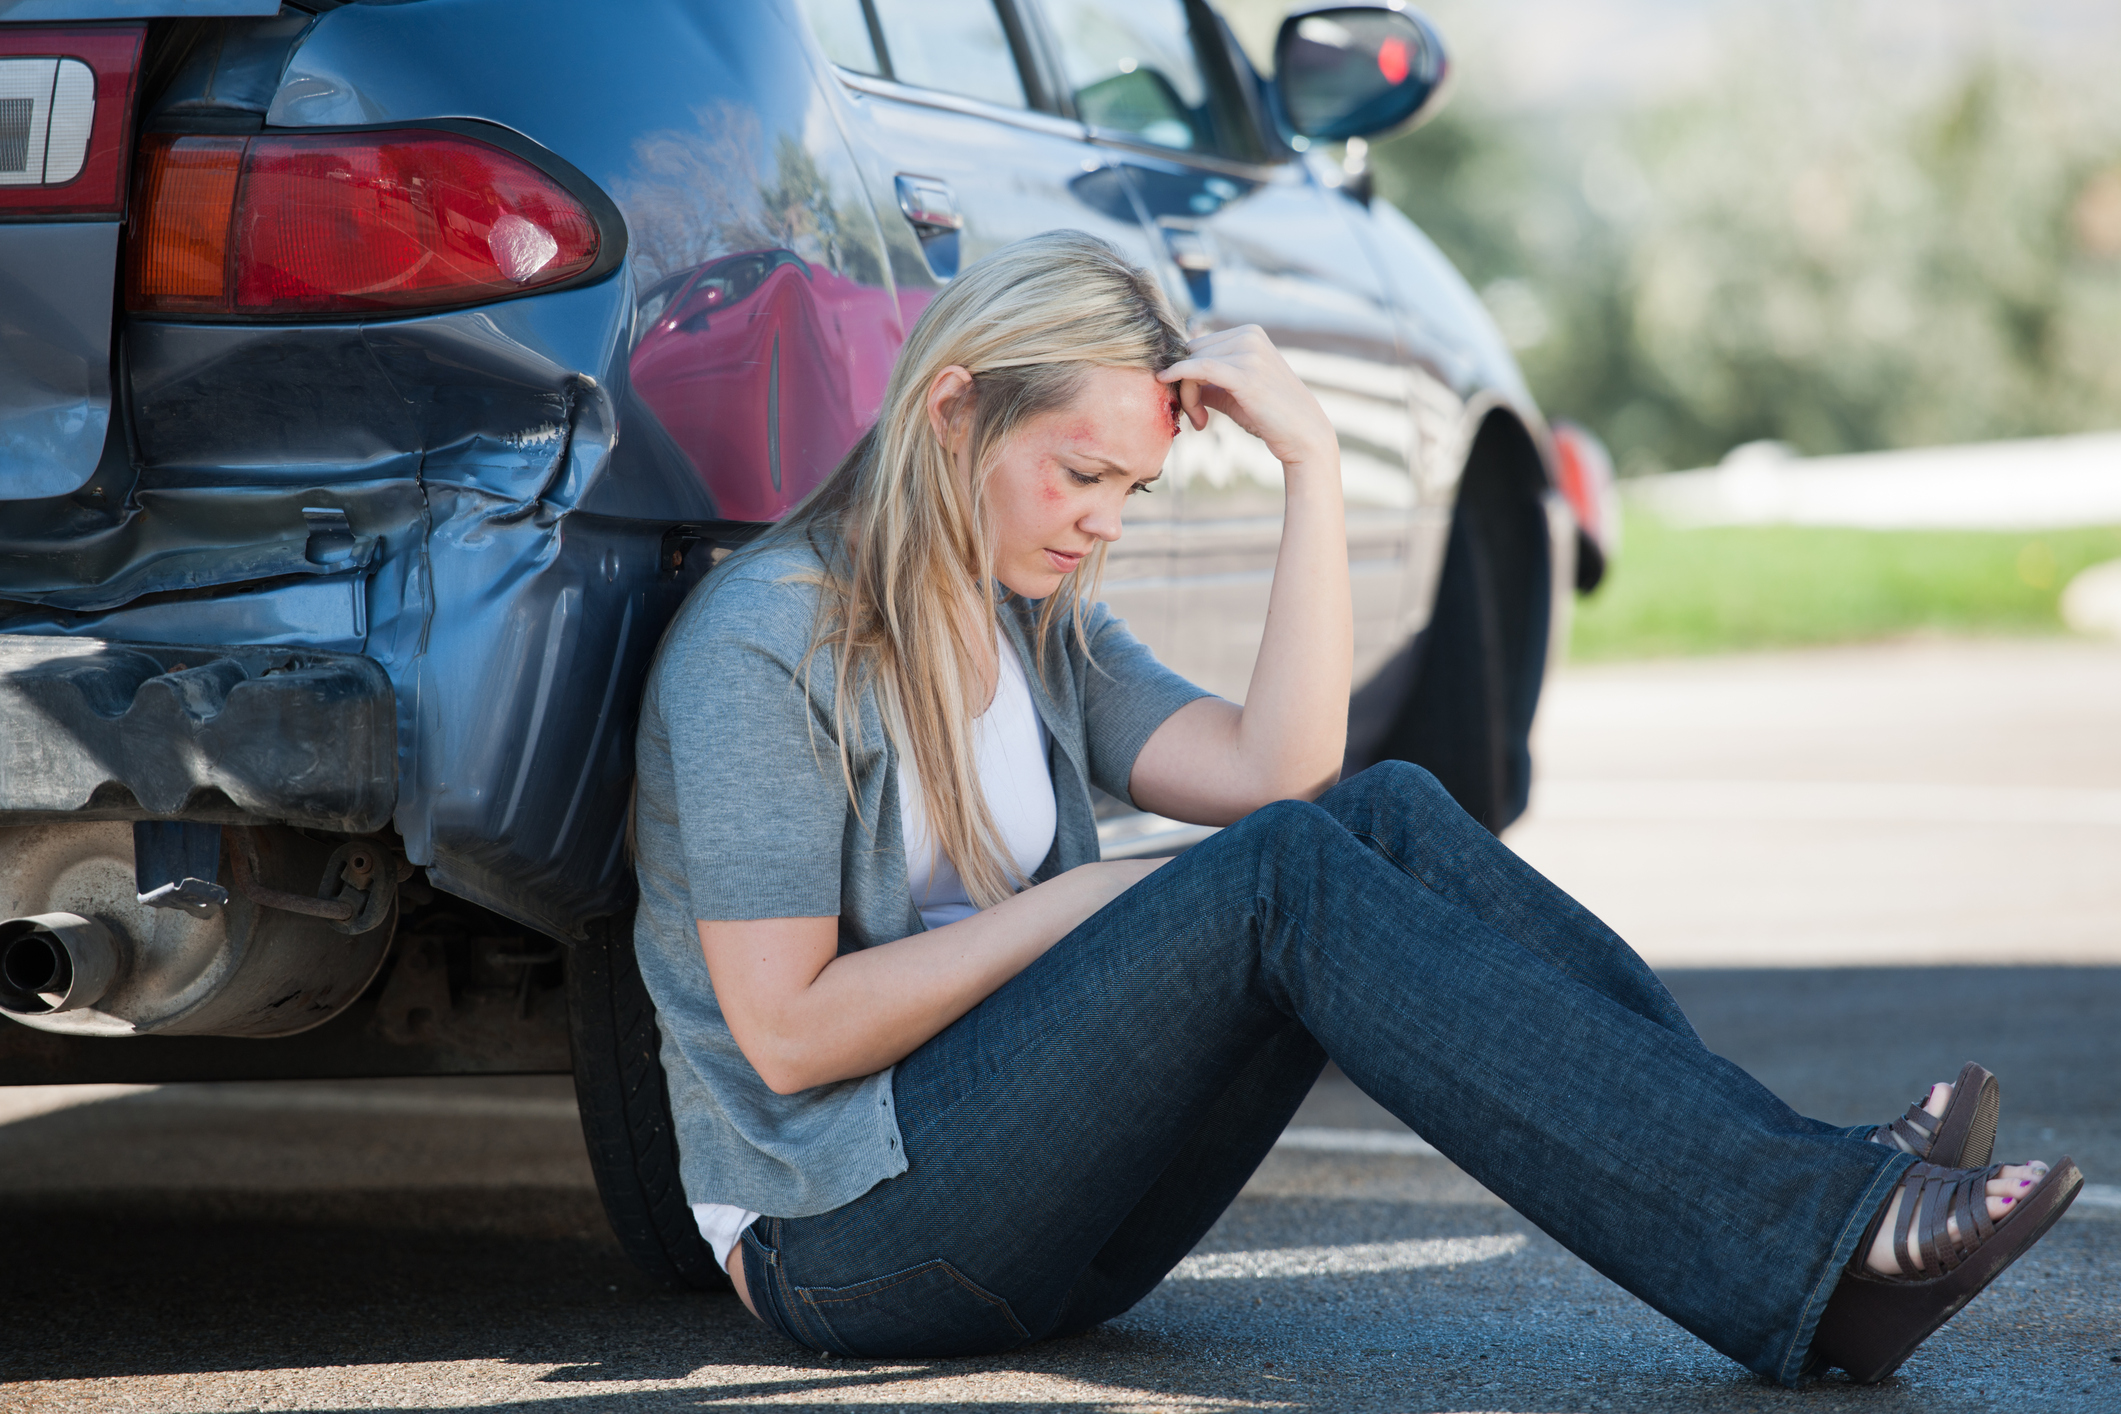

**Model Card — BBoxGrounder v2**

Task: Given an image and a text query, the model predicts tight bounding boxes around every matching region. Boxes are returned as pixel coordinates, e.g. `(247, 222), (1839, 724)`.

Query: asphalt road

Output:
(1508, 636), (2121, 969)
(2, 637), (2118, 1413)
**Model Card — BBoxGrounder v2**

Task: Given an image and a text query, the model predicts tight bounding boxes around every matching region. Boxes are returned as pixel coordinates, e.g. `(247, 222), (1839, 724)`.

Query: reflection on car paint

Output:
(630, 249), (902, 520)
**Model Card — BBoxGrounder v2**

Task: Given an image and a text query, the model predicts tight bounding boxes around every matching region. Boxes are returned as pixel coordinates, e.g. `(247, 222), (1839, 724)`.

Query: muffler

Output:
(0, 821), (398, 1039)
(0, 913), (118, 1015)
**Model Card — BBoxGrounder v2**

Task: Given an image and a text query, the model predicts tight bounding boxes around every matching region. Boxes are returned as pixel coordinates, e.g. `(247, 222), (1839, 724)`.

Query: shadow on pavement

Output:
(0, 967), (2116, 1412)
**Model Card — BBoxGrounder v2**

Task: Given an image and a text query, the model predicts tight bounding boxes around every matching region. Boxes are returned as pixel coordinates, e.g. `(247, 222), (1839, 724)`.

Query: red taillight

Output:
(0, 25), (143, 218)
(127, 130), (600, 316)
(1552, 419), (1618, 554)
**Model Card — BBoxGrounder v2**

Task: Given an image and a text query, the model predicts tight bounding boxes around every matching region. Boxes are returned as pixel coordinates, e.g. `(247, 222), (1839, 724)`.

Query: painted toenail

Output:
(2002, 1196), (2014, 1205)
(2021, 1179), (2031, 1187)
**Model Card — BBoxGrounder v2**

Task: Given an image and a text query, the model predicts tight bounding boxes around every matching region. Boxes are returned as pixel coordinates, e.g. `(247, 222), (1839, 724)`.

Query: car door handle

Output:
(1159, 223), (1214, 272)
(895, 175), (963, 237)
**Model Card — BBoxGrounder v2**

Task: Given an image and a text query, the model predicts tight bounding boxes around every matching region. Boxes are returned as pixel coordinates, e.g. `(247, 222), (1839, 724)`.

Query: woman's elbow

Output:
(730, 1026), (821, 1096)
(753, 1052), (821, 1096)
(750, 1038), (822, 1093)
(759, 1066), (812, 1097)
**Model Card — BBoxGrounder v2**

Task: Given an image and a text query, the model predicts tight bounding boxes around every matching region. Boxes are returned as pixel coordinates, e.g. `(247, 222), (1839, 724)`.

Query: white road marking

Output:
(131, 1085), (581, 1120)
(1275, 1125), (1439, 1157)
(0, 1082), (579, 1128)
(0, 1083), (157, 1126)
(7, 1094), (2106, 1229)
(2070, 1182), (2121, 1218)
(1171, 1233), (1527, 1280)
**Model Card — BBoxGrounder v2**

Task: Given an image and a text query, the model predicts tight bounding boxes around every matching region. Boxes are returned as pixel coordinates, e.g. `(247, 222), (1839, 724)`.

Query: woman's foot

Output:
(1870, 1063), (2000, 1169)
(1870, 1080), (1955, 1154)
(1815, 1154), (2083, 1382)
(1883, 1059), (1993, 1170)
(1864, 1158), (2049, 1274)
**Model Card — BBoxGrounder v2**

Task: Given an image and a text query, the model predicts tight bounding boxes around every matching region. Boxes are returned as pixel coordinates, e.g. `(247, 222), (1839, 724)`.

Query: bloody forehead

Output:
(1049, 387), (1178, 445)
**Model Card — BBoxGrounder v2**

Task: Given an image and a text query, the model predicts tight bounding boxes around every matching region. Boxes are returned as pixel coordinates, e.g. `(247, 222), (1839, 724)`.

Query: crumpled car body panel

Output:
(0, 0), (892, 939)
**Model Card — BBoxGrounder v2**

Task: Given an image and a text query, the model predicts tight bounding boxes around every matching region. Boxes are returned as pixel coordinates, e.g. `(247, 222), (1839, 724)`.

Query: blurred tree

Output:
(1365, 19), (2121, 475)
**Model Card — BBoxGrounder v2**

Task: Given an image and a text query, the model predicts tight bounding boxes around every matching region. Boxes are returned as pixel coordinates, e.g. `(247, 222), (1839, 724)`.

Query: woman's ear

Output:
(926, 366), (976, 453)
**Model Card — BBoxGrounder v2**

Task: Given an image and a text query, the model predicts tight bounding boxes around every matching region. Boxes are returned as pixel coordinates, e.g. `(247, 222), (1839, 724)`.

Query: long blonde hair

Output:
(759, 230), (1188, 907)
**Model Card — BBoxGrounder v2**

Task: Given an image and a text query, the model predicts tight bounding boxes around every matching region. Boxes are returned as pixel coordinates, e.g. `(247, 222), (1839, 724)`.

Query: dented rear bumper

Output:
(0, 636), (395, 833)
(0, 281), (720, 942)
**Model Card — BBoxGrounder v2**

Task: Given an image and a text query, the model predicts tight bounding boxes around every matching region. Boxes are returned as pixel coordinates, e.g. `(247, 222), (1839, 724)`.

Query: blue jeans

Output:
(739, 762), (1911, 1385)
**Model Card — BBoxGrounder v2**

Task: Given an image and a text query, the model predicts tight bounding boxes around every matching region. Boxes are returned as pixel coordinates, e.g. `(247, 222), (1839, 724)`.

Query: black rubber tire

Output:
(1380, 441), (1553, 834)
(567, 910), (730, 1291)
(1574, 523), (1608, 595)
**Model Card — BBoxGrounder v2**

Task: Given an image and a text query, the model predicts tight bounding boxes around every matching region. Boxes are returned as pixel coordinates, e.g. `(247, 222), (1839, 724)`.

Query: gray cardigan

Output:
(631, 541), (1211, 1218)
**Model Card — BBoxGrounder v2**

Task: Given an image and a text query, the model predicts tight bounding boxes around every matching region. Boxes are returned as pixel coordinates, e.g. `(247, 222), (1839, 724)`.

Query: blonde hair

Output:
(759, 230), (1188, 908)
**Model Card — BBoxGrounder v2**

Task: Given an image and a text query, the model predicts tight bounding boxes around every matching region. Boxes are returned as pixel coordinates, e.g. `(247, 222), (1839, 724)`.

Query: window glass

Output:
(794, 0), (882, 74)
(1041, 0), (1211, 151)
(869, 0), (1028, 109)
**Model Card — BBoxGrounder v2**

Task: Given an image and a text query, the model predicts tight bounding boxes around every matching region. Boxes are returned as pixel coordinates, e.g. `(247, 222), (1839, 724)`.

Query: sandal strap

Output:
(1873, 1161), (2003, 1277)
(1876, 1101), (1942, 1157)
(1937, 1165), (1998, 1272)
(1892, 1165), (1927, 1273)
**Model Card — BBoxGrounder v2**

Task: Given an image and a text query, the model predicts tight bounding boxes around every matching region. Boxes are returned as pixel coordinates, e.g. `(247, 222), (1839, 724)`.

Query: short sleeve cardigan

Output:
(630, 541), (1212, 1219)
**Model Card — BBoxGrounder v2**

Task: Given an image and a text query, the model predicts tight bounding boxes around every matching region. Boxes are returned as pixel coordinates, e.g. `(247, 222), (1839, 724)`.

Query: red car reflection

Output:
(628, 249), (903, 521)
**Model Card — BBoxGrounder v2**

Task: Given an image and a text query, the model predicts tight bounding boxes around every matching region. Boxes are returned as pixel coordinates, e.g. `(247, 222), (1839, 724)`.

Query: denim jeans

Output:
(739, 761), (1912, 1384)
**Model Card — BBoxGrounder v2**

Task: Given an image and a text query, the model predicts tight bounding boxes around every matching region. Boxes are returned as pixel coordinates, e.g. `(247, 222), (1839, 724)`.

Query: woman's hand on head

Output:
(1160, 326), (1338, 477)
(1134, 329), (1353, 821)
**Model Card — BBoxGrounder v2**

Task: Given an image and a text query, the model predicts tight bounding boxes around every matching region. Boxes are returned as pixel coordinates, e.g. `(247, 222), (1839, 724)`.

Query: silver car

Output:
(0, 0), (1596, 1286)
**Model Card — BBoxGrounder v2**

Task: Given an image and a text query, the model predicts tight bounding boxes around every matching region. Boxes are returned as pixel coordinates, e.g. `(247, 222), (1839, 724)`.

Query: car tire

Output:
(1381, 422), (1553, 833)
(567, 909), (731, 1291)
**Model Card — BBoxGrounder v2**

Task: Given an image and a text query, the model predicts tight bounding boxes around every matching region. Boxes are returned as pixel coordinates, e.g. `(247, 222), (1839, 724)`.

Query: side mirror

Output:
(1273, 3), (1449, 143)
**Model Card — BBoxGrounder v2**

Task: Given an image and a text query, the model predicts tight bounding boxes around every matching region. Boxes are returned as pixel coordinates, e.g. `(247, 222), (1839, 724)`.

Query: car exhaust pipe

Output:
(0, 912), (118, 1016)
(0, 821), (398, 1038)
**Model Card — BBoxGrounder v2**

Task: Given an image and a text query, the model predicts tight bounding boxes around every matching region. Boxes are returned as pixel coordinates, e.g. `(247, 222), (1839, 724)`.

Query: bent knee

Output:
(1343, 758), (1452, 807)
(1234, 796), (1346, 856)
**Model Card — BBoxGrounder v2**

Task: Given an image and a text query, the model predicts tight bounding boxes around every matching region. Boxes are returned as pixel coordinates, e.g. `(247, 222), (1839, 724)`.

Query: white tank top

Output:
(693, 627), (1057, 1267)
(897, 628), (1056, 929)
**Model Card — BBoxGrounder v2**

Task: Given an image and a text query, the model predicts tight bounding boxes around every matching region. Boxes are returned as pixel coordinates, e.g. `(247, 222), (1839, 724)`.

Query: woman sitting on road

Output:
(630, 230), (2079, 1385)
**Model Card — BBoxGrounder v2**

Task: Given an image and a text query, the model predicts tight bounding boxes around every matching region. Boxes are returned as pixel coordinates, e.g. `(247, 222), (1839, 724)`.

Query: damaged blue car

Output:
(0, 0), (1609, 1287)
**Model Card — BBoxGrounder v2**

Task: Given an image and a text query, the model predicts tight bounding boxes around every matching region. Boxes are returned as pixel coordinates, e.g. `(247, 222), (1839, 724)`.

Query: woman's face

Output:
(972, 365), (1178, 600)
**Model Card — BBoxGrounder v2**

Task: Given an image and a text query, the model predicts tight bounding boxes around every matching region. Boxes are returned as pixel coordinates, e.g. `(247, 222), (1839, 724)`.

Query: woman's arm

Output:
(1127, 326), (1353, 826)
(700, 858), (1163, 1094)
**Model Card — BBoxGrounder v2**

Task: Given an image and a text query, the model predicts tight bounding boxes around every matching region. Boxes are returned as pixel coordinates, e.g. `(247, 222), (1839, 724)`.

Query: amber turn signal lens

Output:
(126, 133), (244, 310)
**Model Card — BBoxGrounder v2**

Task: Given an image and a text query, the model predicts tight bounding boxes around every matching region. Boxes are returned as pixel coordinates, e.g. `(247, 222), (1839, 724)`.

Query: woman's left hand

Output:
(1159, 325), (1339, 477)
(1130, 325), (1353, 824)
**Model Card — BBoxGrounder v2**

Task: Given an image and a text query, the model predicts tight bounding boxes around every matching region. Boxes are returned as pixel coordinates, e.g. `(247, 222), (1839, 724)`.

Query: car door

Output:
(793, 0), (1178, 657)
(1023, 0), (1418, 706)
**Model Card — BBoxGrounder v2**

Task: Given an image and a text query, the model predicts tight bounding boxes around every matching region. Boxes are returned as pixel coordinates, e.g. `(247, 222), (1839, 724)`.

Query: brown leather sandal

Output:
(1809, 1155), (2083, 1383)
(1870, 1061), (1999, 1170)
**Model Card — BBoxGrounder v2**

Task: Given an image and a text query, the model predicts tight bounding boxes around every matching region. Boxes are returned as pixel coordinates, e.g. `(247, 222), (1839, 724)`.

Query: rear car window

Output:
(869, 0), (1028, 109)
(794, 0), (884, 74)
(1040, 0), (1213, 152)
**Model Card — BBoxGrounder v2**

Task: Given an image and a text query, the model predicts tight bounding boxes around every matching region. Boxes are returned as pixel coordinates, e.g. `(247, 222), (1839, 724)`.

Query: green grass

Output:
(1568, 513), (2121, 661)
